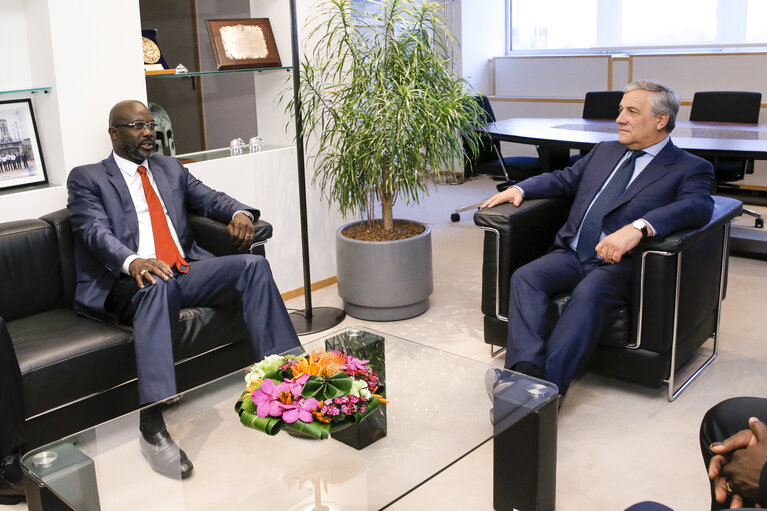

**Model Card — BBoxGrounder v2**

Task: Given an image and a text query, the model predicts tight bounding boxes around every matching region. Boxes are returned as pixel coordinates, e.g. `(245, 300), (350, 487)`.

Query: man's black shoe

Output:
(512, 361), (545, 380)
(0, 477), (25, 505)
(139, 429), (193, 480)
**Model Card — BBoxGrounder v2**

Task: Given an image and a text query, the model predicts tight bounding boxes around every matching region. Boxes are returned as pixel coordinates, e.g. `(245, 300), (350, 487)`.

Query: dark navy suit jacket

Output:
(67, 153), (258, 321)
(519, 139), (715, 250)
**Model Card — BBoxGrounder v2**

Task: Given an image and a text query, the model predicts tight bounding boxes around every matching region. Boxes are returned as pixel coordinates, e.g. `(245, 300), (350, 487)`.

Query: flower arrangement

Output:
(235, 350), (387, 439)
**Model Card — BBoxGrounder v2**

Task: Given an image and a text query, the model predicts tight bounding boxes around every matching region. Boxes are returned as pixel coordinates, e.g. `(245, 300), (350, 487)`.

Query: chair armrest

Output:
(631, 196), (741, 353)
(473, 197), (572, 320)
(190, 214), (273, 257)
(636, 196), (742, 254)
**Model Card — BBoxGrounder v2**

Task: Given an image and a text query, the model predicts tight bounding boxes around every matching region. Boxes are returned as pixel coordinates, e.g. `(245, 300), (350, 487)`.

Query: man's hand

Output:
(709, 426), (757, 506)
(719, 418), (767, 506)
(595, 224), (647, 264)
(228, 212), (256, 251)
(480, 187), (524, 209)
(128, 258), (173, 288)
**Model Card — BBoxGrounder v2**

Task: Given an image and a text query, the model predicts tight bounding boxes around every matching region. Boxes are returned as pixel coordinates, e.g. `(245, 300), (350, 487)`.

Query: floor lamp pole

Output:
(287, 0), (345, 335)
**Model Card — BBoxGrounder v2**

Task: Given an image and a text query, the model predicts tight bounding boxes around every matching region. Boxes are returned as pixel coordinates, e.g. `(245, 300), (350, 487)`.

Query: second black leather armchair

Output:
(474, 195), (742, 400)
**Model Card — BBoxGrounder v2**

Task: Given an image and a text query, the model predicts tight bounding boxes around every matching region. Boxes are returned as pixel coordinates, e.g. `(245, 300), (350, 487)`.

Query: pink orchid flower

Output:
(282, 397), (321, 424)
(251, 379), (289, 418)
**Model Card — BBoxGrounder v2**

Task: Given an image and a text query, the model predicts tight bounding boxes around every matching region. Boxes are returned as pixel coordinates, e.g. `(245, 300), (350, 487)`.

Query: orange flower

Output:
(290, 350), (347, 378)
(316, 351), (346, 377)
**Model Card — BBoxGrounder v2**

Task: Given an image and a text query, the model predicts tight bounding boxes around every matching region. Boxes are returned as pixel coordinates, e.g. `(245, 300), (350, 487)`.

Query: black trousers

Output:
(0, 319), (25, 456)
(700, 397), (767, 510)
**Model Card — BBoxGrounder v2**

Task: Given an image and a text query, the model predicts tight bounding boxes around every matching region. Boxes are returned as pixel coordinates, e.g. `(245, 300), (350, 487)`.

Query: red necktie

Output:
(137, 165), (189, 273)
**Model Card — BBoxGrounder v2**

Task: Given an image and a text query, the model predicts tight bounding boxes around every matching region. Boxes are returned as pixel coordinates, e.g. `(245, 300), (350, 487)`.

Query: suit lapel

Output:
(104, 155), (139, 247)
(612, 141), (676, 210)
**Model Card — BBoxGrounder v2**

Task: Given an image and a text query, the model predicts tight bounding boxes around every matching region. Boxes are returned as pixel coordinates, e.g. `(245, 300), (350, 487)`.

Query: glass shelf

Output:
(145, 66), (293, 80)
(0, 87), (52, 95)
(176, 143), (293, 163)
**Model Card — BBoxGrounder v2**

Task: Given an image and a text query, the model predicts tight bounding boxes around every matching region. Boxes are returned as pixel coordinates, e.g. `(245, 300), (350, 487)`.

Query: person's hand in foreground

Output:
(709, 417), (767, 507)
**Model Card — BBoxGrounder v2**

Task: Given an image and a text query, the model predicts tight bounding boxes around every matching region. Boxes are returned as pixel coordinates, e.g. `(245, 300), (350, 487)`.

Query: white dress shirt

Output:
(113, 153), (186, 274)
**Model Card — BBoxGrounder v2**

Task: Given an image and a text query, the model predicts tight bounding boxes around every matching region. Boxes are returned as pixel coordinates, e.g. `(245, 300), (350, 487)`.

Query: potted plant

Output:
(296, 0), (482, 320)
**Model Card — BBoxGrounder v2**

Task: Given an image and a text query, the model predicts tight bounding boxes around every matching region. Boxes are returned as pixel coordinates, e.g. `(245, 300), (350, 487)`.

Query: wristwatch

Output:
(632, 219), (650, 238)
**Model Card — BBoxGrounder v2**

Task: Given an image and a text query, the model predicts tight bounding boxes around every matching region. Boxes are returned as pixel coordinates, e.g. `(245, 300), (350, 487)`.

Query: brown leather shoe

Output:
(0, 477), (25, 505)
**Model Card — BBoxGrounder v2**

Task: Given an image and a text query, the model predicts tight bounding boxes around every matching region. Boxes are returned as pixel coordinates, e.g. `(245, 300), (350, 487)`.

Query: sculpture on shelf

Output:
(148, 103), (175, 157)
(229, 138), (245, 155)
(249, 136), (263, 153)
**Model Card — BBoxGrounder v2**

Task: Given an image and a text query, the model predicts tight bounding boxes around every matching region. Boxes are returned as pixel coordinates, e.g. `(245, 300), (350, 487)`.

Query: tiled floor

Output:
(11, 175), (767, 510)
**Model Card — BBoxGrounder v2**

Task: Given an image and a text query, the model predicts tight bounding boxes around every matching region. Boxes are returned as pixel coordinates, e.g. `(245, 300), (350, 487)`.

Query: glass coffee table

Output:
(22, 327), (558, 511)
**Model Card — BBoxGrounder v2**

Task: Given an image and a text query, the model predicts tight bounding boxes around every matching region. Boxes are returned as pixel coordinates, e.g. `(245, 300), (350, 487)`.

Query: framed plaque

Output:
(0, 99), (47, 191)
(206, 18), (282, 70)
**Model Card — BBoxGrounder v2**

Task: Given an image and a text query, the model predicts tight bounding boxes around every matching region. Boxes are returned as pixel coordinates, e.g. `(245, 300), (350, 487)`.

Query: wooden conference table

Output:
(483, 117), (767, 172)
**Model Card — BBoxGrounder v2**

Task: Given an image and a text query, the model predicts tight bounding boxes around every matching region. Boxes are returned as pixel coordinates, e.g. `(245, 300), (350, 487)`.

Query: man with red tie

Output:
(67, 100), (300, 479)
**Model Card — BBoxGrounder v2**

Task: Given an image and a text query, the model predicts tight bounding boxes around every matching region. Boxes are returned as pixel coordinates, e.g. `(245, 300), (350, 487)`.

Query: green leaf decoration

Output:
(302, 373), (354, 401)
(240, 396), (256, 414)
(235, 393), (283, 435)
(285, 420), (331, 440)
(262, 368), (285, 381)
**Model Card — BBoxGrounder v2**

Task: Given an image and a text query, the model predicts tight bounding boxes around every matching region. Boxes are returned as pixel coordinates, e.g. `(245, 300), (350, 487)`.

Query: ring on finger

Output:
(140, 269), (149, 276)
(726, 481), (734, 494)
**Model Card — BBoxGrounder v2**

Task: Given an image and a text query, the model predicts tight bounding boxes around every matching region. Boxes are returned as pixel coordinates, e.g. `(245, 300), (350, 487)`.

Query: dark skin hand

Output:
(709, 417), (767, 508)
(130, 212), (254, 287)
(228, 212), (256, 251)
(129, 258), (173, 288)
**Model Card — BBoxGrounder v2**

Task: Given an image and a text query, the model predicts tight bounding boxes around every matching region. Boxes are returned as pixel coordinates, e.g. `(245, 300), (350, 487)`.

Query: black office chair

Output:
(690, 91), (763, 227)
(569, 91), (624, 164)
(452, 96), (541, 222)
(582, 90), (624, 120)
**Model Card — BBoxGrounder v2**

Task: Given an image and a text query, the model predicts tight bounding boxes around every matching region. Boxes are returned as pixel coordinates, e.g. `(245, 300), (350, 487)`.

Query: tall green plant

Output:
(295, 0), (483, 232)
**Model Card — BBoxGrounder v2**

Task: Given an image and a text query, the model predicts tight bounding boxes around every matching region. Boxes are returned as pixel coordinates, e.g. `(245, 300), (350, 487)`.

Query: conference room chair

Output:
(569, 90), (625, 164)
(689, 91), (763, 227)
(451, 96), (542, 222)
(473, 195), (742, 401)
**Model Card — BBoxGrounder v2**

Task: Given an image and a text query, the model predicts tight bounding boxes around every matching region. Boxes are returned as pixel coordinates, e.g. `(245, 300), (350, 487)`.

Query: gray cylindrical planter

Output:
(336, 220), (433, 321)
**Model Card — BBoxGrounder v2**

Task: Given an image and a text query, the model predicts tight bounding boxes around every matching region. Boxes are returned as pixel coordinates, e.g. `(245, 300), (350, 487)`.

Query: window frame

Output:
(506, 0), (767, 55)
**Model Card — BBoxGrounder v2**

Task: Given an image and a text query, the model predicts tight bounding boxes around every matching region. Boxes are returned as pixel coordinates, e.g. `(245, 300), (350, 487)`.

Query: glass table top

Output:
(22, 327), (557, 510)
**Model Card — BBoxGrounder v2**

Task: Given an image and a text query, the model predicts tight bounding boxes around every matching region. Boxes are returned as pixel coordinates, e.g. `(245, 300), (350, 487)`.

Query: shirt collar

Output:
(112, 151), (149, 177)
(636, 136), (670, 158)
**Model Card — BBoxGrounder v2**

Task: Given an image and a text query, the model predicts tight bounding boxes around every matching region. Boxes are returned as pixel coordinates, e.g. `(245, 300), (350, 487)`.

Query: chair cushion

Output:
(10, 309), (134, 417)
(12, 305), (249, 418)
(546, 294), (630, 348)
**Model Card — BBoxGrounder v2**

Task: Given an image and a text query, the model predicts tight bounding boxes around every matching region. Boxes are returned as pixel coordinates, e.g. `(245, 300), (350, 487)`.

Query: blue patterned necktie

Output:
(575, 150), (645, 262)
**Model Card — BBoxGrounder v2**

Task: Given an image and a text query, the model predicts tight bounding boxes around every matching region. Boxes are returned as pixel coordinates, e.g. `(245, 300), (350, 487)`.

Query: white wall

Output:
(454, 0), (506, 94)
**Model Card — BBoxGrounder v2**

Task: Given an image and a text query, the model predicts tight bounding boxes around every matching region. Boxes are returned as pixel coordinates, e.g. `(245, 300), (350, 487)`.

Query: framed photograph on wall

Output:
(0, 99), (47, 191)
(206, 18), (282, 70)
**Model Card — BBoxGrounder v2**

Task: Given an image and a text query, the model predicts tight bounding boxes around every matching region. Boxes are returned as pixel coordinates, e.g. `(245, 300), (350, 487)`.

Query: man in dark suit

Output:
(481, 80), (714, 397)
(67, 100), (301, 479)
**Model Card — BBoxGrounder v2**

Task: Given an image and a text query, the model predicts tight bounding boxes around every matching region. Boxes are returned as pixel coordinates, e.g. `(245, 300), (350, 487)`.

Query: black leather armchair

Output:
(1, 208), (273, 448)
(473, 195), (742, 400)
